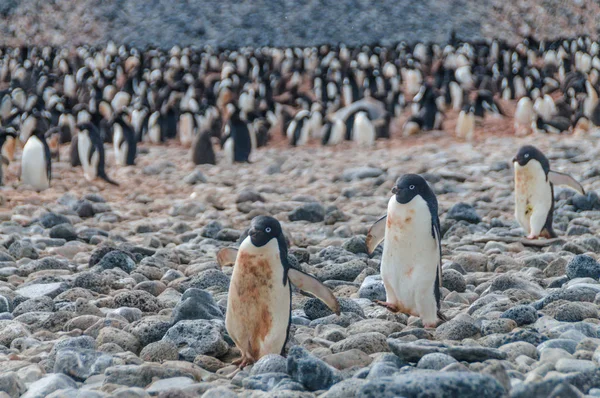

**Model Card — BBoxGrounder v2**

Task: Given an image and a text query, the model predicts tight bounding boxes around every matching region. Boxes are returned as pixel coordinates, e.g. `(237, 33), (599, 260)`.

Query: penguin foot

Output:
(526, 234), (538, 240)
(375, 300), (400, 312)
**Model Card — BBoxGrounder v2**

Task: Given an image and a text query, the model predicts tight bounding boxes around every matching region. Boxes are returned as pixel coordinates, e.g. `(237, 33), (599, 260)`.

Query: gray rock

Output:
(500, 305), (538, 326)
(242, 372), (291, 392)
(0, 372), (25, 398)
(289, 203), (325, 223)
(146, 376), (195, 395)
(538, 339), (579, 354)
(555, 358), (597, 373)
(162, 319), (228, 361)
(171, 288), (224, 325)
(359, 371), (505, 397)
(287, 346), (341, 391)
(250, 354), (288, 375)
(127, 316), (171, 346)
(304, 297), (363, 320)
(8, 241), (38, 260)
(316, 259), (366, 282)
(550, 302), (598, 322)
(113, 290), (162, 313)
(215, 228), (241, 241)
(13, 296), (54, 317)
(39, 212), (71, 228)
(49, 224), (77, 241)
(236, 188), (265, 203)
(320, 378), (367, 398)
(446, 203), (481, 224)
(330, 332), (389, 355)
(95, 251), (136, 273)
(139, 341), (179, 362)
(358, 275), (386, 301)
(435, 318), (480, 340)
(96, 327), (140, 353)
(341, 167), (384, 181)
(417, 353), (458, 370)
(21, 374), (77, 398)
(566, 255), (600, 280)
(183, 169), (207, 185)
(342, 236), (368, 254)
(199, 221), (222, 239)
(200, 387), (237, 398)
(103, 364), (196, 388)
(366, 362), (398, 379)
(53, 348), (113, 381)
(442, 269), (466, 292)
(15, 283), (67, 299)
(184, 269), (230, 291)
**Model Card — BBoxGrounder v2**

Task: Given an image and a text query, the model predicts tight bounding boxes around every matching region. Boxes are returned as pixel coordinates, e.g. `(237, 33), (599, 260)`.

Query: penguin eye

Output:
(409, 185), (415, 190)
(524, 153), (530, 158)
(265, 227), (272, 233)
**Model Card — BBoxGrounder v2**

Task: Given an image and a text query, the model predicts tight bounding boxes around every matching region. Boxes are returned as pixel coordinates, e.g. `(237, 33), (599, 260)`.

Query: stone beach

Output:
(1, 129), (600, 397)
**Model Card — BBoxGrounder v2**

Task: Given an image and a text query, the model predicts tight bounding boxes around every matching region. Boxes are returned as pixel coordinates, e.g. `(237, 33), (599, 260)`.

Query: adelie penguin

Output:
(222, 103), (252, 163)
(111, 110), (137, 166)
(76, 123), (119, 185)
(513, 145), (585, 239)
(365, 174), (444, 327)
(0, 127), (17, 186)
(217, 216), (339, 368)
(20, 130), (52, 192)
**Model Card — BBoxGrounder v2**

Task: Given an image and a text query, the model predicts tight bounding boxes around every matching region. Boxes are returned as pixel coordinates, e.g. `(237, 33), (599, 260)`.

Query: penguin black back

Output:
(191, 130), (216, 165)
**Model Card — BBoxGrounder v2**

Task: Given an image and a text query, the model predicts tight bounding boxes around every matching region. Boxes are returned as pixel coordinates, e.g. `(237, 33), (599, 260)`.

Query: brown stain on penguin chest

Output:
(233, 251), (275, 359)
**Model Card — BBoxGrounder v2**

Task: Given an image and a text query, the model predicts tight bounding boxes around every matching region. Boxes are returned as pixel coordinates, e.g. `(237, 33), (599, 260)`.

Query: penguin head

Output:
(248, 216), (283, 247)
(391, 174), (433, 205)
(513, 145), (549, 172)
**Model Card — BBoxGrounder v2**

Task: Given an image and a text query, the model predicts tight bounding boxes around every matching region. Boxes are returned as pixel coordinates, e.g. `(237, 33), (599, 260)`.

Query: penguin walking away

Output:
(352, 111), (375, 146)
(191, 130), (216, 165)
(513, 145), (585, 239)
(217, 216), (339, 368)
(365, 174), (444, 327)
(20, 130), (51, 191)
(77, 123), (119, 185)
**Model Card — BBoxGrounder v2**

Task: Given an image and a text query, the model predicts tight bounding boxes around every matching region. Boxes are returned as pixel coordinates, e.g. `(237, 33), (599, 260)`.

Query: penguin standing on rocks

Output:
(217, 216), (339, 368)
(455, 103), (475, 141)
(20, 130), (51, 191)
(77, 123), (119, 185)
(112, 111), (137, 166)
(365, 174), (444, 327)
(513, 145), (585, 239)
(352, 111), (376, 146)
(514, 96), (534, 136)
(191, 130), (216, 165)
(222, 104), (252, 163)
(0, 127), (17, 185)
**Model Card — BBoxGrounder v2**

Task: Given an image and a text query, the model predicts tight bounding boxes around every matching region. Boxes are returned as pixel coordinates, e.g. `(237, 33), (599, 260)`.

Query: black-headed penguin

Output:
(365, 174), (444, 327)
(111, 110), (137, 166)
(513, 145), (585, 239)
(218, 216), (339, 368)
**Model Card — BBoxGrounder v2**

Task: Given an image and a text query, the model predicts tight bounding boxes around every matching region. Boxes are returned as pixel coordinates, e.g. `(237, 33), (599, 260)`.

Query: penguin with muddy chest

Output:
(365, 174), (444, 328)
(513, 145), (585, 239)
(217, 216), (339, 368)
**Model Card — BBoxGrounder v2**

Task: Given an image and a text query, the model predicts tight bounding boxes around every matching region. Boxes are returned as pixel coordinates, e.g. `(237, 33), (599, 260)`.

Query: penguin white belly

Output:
(226, 238), (290, 361)
(381, 196), (438, 324)
(179, 114), (194, 147)
(449, 82), (462, 110)
(353, 114), (375, 146)
(78, 133), (97, 181)
(149, 125), (161, 143)
(21, 136), (49, 191)
(223, 138), (234, 164)
(113, 124), (125, 166)
(514, 162), (552, 237)
(329, 120), (346, 145)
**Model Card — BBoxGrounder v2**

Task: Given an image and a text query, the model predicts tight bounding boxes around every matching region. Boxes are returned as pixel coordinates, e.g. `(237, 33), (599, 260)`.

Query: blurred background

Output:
(0, 0), (598, 48)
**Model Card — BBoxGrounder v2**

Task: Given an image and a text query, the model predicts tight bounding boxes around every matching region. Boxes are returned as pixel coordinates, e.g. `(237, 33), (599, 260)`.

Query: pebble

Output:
(566, 255), (600, 280)
(161, 319), (228, 361)
(287, 346), (341, 391)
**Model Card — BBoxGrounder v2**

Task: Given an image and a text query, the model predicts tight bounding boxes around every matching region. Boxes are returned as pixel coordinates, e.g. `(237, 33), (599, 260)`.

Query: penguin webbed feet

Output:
(374, 300), (400, 313)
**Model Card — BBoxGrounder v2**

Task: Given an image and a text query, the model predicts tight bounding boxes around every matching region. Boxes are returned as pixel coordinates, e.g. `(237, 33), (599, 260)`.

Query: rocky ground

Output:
(0, 0), (599, 48)
(2, 123), (600, 397)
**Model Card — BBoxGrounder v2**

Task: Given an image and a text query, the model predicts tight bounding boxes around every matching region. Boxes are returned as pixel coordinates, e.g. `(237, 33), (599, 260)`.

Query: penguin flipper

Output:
(217, 247), (239, 268)
(366, 215), (387, 255)
(288, 268), (340, 315)
(548, 171), (585, 195)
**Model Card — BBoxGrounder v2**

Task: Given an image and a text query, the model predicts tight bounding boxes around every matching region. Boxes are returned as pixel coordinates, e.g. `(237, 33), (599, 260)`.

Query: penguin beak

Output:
(512, 156), (517, 163)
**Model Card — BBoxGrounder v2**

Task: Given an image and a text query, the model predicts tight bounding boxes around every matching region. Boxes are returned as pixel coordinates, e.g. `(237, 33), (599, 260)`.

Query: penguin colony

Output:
(1, 34), (600, 189)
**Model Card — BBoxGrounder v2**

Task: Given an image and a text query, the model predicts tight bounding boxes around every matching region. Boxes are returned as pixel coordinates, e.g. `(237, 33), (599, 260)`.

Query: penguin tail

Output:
(99, 170), (119, 186)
